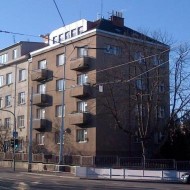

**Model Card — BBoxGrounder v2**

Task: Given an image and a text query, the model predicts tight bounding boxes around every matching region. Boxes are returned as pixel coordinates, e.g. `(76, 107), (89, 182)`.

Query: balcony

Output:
(31, 69), (51, 81)
(33, 94), (52, 106)
(33, 119), (47, 130)
(70, 85), (90, 98)
(69, 112), (89, 125)
(70, 56), (91, 71)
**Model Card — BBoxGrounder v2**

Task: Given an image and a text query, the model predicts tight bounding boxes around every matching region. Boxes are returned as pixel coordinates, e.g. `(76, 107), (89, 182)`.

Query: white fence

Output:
(75, 167), (186, 182)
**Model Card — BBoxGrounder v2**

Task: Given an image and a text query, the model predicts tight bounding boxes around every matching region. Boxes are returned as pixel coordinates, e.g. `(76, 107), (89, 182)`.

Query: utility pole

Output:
(28, 87), (33, 172)
(13, 64), (18, 172)
(59, 46), (66, 166)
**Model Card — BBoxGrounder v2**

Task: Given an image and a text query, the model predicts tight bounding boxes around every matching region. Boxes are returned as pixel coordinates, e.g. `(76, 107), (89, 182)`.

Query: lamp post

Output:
(59, 46), (66, 166)
(0, 109), (17, 171)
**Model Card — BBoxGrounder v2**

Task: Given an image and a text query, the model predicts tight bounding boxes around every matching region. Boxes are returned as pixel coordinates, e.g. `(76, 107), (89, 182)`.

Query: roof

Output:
(88, 18), (168, 47)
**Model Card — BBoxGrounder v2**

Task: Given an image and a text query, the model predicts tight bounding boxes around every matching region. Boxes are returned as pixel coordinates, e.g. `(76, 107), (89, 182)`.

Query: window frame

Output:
(38, 59), (47, 69)
(55, 105), (65, 117)
(36, 133), (45, 145)
(0, 75), (3, 87)
(18, 92), (25, 105)
(6, 73), (12, 85)
(76, 129), (87, 143)
(37, 84), (46, 94)
(17, 115), (24, 128)
(56, 79), (64, 91)
(4, 118), (11, 128)
(19, 69), (26, 81)
(5, 95), (11, 107)
(77, 101), (87, 113)
(37, 108), (45, 119)
(56, 54), (65, 66)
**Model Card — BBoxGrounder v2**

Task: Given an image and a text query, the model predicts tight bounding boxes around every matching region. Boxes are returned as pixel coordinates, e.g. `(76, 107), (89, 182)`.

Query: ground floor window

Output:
(76, 129), (87, 142)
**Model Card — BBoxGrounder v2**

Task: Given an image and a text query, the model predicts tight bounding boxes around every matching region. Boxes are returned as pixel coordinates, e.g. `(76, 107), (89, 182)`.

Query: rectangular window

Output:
(36, 133), (45, 145)
(77, 74), (88, 85)
(77, 101), (87, 113)
(0, 75), (3, 87)
(6, 73), (12, 85)
(55, 105), (65, 117)
(65, 31), (70, 39)
(59, 34), (64, 42)
(77, 46), (88, 57)
(4, 118), (11, 128)
(78, 26), (83, 34)
(76, 129), (87, 142)
(53, 36), (58, 44)
(0, 97), (3, 108)
(56, 79), (64, 91)
(13, 49), (18, 59)
(158, 83), (165, 93)
(37, 84), (46, 94)
(152, 55), (159, 65)
(135, 104), (145, 117)
(38, 59), (47, 69)
(37, 108), (45, 119)
(134, 52), (145, 64)
(5, 95), (11, 107)
(55, 132), (64, 144)
(18, 92), (25, 104)
(0, 53), (8, 64)
(19, 69), (26, 81)
(105, 45), (121, 55)
(157, 106), (165, 118)
(17, 115), (24, 128)
(56, 54), (65, 66)
(136, 79), (145, 90)
(0, 119), (2, 128)
(71, 29), (77, 37)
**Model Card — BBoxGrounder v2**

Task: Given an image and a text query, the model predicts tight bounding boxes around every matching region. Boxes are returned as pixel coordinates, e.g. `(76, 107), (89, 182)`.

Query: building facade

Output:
(0, 42), (47, 152)
(30, 13), (170, 157)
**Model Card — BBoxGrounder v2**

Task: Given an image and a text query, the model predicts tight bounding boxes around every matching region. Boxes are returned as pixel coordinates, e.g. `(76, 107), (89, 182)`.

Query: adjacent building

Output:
(0, 42), (47, 152)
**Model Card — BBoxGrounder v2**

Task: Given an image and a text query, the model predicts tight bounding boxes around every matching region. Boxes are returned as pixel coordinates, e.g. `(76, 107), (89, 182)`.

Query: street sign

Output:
(13, 132), (18, 138)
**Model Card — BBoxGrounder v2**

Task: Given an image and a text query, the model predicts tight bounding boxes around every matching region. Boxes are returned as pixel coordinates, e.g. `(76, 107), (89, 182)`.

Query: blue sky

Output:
(0, 0), (189, 49)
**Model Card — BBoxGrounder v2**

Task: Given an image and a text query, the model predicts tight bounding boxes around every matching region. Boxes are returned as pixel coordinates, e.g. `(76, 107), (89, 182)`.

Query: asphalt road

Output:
(0, 167), (189, 190)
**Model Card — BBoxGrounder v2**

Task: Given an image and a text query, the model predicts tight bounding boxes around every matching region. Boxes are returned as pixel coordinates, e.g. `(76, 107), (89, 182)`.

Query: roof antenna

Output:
(100, 0), (103, 18)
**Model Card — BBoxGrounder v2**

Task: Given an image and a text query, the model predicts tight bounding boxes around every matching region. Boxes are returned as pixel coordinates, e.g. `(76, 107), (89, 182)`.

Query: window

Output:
(134, 52), (145, 64)
(77, 101), (87, 113)
(71, 29), (77, 37)
(105, 45), (121, 55)
(4, 118), (11, 128)
(18, 92), (25, 104)
(78, 26), (83, 34)
(77, 74), (88, 85)
(77, 46), (88, 57)
(37, 108), (45, 119)
(135, 104), (145, 117)
(0, 53), (8, 64)
(19, 69), (26, 81)
(55, 132), (64, 144)
(38, 59), (47, 69)
(53, 36), (58, 44)
(37, 84), (46, 94)
(59, 34), (64, 42)
(0, 119), (2, 128)
(0, 97), (3, 108)
(5, 95), (11, 107)
(157, 106), (165, 118)
(76, 129), (87, 142)
(56, 54), (65, 66)
(158, 83), (165, 93)
(0, 75), (3, 87)
(13, 49), (18, 59)
(136, 79), (146, 90)
(36, 133), (45, 145)
(17, 115), (24, 128)
(152, 55), (159, 65)
(56, 105), (65, 117)
(6, 73), (12, 85)
(56, 79), (64, 91)
(65, 31), (70, 39)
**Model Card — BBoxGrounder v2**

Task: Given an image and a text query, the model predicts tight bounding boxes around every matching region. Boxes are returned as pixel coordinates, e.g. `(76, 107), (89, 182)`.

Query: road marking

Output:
(16, 182), (29, 190)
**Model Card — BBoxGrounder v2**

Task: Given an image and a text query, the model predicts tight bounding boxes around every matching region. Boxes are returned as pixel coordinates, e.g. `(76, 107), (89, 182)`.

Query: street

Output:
(0, 167), (189, 190)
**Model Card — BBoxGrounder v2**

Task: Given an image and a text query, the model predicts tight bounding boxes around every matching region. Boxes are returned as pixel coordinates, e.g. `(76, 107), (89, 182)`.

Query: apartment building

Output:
(30, 12), (170, 157)
(0, 42), (47, 152)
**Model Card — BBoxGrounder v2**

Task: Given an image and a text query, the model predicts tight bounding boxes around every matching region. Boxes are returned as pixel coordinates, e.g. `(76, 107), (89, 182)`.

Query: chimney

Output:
(110, 11), (124, 27)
